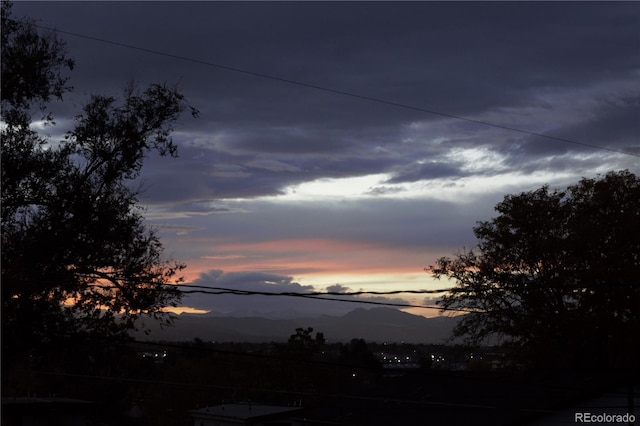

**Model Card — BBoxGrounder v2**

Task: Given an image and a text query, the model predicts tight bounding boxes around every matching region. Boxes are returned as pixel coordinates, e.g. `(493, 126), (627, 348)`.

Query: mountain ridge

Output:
(134, 307), (460, 344)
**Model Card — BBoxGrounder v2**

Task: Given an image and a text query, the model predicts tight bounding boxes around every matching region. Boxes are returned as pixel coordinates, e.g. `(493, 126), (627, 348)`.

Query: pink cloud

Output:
(187, 238), (439, 278)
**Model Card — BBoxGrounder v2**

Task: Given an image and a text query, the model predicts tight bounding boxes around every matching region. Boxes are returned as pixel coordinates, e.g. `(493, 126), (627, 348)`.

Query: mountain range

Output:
(134, 307), (461, 344)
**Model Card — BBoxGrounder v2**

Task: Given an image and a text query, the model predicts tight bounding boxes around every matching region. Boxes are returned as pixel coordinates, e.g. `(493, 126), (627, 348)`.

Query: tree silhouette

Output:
(429, 170), (640, 371)
(1, 2), (198, 367)
(340, 338), (381, 372)
(287, 327), (326, 359)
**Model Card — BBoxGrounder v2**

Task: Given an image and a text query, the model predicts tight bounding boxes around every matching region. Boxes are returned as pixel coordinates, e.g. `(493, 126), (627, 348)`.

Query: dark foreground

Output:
(3, 340), (638, 425)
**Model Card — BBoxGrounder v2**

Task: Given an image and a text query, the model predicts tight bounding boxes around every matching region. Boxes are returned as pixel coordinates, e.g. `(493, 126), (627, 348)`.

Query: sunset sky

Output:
(15, 2), (639, 318)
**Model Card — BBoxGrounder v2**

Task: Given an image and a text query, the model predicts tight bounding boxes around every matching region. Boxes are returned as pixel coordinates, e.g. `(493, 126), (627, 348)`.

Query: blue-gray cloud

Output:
(12, 2), (639, 298)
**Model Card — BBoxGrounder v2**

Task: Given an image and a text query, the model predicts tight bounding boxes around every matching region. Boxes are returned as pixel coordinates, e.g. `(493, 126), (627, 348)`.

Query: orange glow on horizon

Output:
(167, 236), (452, 318)
(162, 306), (210, 315)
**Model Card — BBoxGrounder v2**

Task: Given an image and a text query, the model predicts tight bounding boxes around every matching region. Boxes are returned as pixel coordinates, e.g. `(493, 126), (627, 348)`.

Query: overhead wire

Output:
(34, 24), (640, 159)
(172, 283), (480, 312)
(176, 283), (454, 295)
(18, 23), (622, 316)
(20, 275), (474, 313)
(9, 22), (636, 417)
(20, 23), (637, 306)
(84, 281), (481, 313)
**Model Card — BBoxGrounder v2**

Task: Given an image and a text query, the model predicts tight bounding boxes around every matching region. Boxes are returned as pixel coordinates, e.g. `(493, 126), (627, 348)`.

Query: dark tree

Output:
(0, 1), (74, 125)
(340, 338), (381, 372)
(1, 2), (198, 365)
(286, 327), (326, 359)
(429, 170), (640, 370)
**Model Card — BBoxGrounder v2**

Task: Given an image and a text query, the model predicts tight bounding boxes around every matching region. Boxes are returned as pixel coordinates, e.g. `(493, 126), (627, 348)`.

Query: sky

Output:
(13, 1), (640, 318)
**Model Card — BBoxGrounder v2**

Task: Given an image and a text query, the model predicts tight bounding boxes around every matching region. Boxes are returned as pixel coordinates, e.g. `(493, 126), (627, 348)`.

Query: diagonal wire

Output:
(35, 24), (640, 159)
(176, 283), (455, 295)
(87, 282), (480, 313)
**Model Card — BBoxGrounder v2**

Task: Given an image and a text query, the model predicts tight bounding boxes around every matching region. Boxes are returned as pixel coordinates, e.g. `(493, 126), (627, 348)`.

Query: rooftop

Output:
(189, 403), (302, 421)
(1, 397), (93, 406)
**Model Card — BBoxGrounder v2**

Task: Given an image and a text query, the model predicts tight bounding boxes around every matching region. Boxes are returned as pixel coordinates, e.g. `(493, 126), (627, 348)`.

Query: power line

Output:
(175, 288), (468, 312)
(35, 24), (640, 159)
(86, 282), (480, 313)
(175, 283), (454, 295)
(177, 287), (480, 313)
(27, 276), (472, 313)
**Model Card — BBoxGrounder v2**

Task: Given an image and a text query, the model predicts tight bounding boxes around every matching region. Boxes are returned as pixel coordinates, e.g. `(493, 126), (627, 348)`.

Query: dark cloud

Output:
(17, 2), (639, 129)
(326, 284), (350, 294)
(10, 2), (639, 314)
(500, 93), (640, 173)
(14, 2), (638, 183)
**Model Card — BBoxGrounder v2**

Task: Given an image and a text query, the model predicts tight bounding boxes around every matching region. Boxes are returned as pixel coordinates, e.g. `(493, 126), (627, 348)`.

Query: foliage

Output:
(429, 170), (640, 370)
(1, 2), (198, 358)
(339, 338), (382, 372)
(286, 327), (326, 359)
(1, 1), (74, 125)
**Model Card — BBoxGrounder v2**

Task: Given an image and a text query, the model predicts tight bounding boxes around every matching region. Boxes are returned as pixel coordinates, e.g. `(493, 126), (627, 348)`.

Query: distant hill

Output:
(133, 307), (460, 343)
